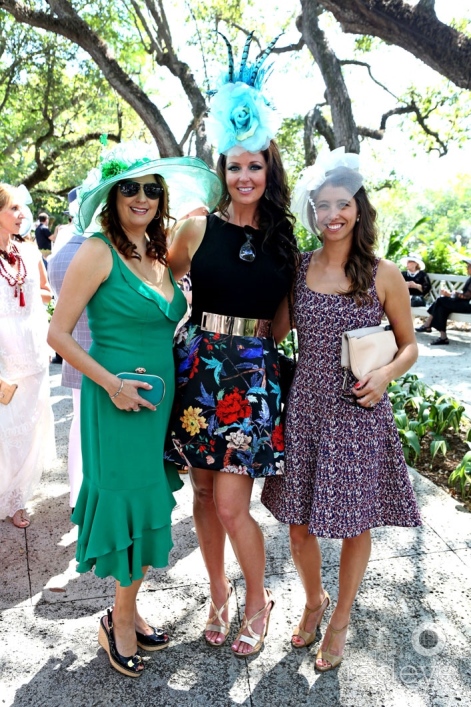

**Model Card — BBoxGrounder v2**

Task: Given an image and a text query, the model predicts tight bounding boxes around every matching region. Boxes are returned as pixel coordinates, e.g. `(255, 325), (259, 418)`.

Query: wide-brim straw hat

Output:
(401, 253), (425, 270)
(76, 140), (222, 234)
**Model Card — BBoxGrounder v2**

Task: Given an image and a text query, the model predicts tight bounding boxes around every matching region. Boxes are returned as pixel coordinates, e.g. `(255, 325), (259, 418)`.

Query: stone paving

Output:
(1, 359), (471, 707)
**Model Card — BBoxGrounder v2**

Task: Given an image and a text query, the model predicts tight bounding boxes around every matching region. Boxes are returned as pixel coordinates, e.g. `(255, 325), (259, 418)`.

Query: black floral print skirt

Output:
(165, 324), (285, 478)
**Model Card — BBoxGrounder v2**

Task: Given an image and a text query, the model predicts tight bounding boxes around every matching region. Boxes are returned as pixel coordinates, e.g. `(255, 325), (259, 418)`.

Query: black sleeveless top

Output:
(190, 214), (292, 324)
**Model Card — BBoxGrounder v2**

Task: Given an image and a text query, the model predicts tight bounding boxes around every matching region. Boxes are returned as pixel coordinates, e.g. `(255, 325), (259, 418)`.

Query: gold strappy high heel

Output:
(291, 590), (330, 648)
(231, 589), (275, 658)
(204, 583), (233, 647)
(315, 622), (349, 672)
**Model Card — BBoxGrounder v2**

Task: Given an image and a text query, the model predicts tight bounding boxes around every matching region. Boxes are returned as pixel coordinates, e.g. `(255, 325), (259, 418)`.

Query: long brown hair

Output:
(216, 141), (300, 279)
(310, 174), (378, 305)
(99, 175), (171, 265)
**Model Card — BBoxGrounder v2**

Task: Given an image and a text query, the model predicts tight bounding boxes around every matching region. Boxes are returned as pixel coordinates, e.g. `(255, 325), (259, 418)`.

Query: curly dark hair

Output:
(309, 172), (378, 305)
(99, 175), (172, 264)
(216, 141), (300, 280)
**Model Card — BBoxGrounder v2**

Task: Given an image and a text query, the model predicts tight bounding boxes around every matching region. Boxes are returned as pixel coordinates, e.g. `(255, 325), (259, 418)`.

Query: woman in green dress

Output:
(48, 141), (222, 678)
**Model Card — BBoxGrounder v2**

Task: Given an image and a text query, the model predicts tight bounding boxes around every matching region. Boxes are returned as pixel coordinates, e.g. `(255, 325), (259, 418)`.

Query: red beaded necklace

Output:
(0, 242), (27, 306)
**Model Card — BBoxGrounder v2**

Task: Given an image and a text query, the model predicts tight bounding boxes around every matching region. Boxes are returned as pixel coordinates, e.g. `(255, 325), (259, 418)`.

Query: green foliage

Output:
(46, 299), (55, 323)
(354, 35), (374, 53)
(401, 85), (471, 155)
(0, 13), (146, 207)
(448, 450), (471, 499)
(278, 330), (297, 359)
(376, 175), (471, 274)
(420, 241), (455, 275)
(277, 116), (305, 183)
(295, 223), (321, 254)
(388, 374), (467, 472)
(378, 217), (429, 261)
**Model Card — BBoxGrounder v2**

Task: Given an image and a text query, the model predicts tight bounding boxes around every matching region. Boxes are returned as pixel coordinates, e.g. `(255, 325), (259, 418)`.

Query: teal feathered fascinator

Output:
(206, 31), (282, 155)
(75, 140), (222, 233)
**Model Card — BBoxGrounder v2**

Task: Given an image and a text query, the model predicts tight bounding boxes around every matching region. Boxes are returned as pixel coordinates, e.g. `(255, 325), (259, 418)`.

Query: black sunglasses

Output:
(118, 181), (163, 199)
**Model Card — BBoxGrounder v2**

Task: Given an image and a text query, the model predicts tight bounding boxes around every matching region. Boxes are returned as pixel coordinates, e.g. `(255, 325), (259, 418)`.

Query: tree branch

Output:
(23, 133), (120, 189)
(319, 0), (471, 89)
(0, 0), (181, 155)
(358, 102), (448, 155)
(339, 59), (398, 99)
(305, 105), (335, 163)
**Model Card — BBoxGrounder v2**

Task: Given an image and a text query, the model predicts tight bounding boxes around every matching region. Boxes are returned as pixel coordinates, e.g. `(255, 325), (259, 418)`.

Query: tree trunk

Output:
(299, 0), (360, 153)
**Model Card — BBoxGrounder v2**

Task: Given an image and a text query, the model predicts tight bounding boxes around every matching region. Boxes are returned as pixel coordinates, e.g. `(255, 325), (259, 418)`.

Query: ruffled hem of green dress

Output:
(72, 465), (183, 587)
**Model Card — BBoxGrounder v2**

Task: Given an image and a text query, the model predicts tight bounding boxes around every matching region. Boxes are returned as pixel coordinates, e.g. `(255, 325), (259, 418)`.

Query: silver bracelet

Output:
(109, 380), (124, 399)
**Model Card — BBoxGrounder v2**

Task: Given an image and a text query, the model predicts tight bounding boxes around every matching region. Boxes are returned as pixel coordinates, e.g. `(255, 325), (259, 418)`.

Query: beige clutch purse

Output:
(341, 326), (398, 380)
(0, 377), (18, 405)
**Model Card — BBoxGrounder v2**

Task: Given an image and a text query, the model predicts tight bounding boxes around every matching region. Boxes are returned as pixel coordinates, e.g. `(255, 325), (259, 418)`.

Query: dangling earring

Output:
(264, 188), (271, 201)
(153, 209), (161, 220)
(356, 215), (360, 222)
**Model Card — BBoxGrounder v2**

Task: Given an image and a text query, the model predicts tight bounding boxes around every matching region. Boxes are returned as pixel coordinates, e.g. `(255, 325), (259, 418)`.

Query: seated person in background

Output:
(416, 257), (471, 345)
(401, 254), (431, 306)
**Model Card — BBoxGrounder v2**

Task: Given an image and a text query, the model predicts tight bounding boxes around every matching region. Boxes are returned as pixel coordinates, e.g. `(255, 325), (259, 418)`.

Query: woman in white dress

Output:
(0, 183), (55, 528)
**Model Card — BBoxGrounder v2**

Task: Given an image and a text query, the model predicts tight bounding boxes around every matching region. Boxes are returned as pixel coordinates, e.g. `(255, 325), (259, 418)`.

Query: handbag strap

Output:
(287, 291), (297, 364)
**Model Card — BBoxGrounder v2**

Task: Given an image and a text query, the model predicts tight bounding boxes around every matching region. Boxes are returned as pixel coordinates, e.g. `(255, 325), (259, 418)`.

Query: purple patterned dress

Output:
(261, 253), (421, 538)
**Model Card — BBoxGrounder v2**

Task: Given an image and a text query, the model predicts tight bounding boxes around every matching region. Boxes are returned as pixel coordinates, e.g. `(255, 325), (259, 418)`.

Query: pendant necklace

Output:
(0, 242), (27, 306)
(239, 226), (257, 263)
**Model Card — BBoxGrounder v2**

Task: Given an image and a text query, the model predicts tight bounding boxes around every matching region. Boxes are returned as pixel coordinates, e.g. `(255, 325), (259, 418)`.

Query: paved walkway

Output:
(411, 327), (471, 412)
(1, 357), (471, 707)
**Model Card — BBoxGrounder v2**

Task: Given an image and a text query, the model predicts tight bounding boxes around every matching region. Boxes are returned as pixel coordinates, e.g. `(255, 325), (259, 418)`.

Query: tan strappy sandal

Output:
(204, 583), (233, 647)
(315, 622), (349, 672)
(231, 589), (275, 658)
(291, 590), (330, 648)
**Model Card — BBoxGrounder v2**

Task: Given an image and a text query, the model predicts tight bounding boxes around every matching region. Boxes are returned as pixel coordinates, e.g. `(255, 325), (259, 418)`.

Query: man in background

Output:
(35, 212), (52, 250)
(47, 190), (91, 508)
(51, 188), (78, 253)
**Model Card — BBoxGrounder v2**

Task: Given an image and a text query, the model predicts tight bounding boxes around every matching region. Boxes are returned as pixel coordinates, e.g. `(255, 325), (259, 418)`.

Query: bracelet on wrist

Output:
(109, 380), (124, 400)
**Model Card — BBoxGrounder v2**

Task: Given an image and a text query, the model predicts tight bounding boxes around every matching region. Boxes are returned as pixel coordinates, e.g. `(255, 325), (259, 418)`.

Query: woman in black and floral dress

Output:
(165, 32), (300, 658)
(165, 141), (299, 657)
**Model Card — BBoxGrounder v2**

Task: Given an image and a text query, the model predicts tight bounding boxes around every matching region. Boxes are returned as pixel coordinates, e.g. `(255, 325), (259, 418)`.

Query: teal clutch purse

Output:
(117, 368), (165, 406)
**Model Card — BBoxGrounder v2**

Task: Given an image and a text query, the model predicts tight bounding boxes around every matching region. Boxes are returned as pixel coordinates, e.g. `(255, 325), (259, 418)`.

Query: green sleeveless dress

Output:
(71, 233), (186, 586)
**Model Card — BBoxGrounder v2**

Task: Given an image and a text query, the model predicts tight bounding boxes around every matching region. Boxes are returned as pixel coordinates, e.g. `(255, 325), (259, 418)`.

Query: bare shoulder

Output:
(376, 258), (403, 285)
(77, 234), (112, 256)
(377, 258), (401, 275)
(172, 215), (207, 259)
(376, 257), (409, 305)
(176, 215), (207, 240)
(68, 234), (113, 277)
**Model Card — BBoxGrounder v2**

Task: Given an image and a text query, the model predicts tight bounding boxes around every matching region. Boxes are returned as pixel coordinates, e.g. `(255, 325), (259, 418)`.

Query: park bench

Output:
(411, 273), (471, 324)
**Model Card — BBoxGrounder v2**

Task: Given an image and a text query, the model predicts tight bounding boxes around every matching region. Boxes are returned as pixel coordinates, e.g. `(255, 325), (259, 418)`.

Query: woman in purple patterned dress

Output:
(263, 149), (421, 672)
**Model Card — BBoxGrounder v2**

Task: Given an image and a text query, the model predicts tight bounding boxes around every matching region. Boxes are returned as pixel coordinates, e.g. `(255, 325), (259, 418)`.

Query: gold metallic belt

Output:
(200, 312), (270, 337)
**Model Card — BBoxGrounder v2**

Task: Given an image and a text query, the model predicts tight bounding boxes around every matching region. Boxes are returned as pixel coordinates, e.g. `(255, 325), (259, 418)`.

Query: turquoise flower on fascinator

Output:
(206, 31), (283, 155)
